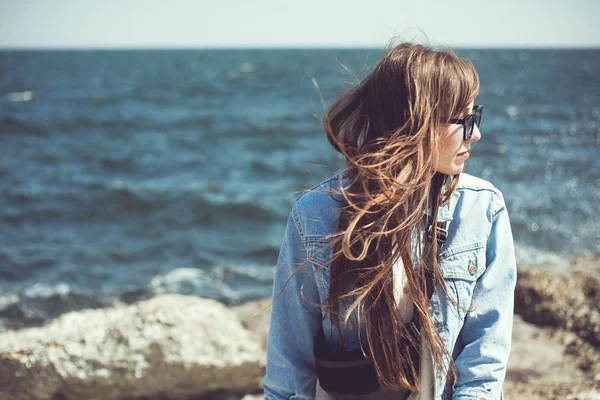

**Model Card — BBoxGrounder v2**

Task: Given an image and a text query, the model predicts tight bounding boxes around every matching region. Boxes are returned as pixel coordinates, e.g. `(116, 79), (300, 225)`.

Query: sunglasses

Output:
(449, 104), (483, 141)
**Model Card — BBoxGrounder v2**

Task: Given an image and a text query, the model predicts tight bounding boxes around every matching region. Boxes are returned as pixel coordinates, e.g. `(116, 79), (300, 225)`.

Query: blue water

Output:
(1, 49), (599, 331)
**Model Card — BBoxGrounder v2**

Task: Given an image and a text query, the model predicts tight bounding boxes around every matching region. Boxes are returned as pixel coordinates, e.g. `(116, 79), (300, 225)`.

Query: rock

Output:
(505, 254), (600, 399)
(504, 315), (599, 400)
(0, 294), (265, 400)
(515, 254), (600, 347)
(240, 395), (263, 400)
(232, 299), (272, 350)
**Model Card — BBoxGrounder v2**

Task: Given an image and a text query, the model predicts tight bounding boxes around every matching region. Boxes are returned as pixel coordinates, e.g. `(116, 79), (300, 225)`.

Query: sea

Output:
(1, 48), (599, 331)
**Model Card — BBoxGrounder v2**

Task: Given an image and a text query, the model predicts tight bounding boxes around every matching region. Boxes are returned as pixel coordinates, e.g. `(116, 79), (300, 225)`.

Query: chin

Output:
(451, 165), (465, 175)
(436, 164), (464, 175)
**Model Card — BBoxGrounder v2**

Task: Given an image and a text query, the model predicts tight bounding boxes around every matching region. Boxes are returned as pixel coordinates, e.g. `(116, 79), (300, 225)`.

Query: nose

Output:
(469, 124), (481, 142)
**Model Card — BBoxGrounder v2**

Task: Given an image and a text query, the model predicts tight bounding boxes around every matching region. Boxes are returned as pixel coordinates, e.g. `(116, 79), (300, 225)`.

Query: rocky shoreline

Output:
(1, 255), (599, 400)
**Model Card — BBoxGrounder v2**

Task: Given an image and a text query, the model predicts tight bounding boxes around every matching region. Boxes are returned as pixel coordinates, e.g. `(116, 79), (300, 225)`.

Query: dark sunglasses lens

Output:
(465, 115), (474, 140)
(475, 108), (483, 127)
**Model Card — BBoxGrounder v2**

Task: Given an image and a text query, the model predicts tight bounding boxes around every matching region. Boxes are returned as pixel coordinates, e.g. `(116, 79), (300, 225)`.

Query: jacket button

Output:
(468, 263), (477, 275)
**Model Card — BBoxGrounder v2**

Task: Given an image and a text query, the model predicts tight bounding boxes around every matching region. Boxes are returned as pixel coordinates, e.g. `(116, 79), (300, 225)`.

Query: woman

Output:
(262, 42), (517, 400)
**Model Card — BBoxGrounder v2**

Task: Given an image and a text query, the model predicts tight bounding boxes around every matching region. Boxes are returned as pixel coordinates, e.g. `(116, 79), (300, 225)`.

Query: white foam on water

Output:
(7, 90), (35, 102)
(23, 282), (73, 298)
(150, 267), (241, 302)
(212, 263), (275, 283)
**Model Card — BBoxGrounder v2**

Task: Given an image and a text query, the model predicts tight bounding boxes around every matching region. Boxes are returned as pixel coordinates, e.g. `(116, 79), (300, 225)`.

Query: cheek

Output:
(440, 127), (463, 154)
(436, 125), (466, 174)
(440, 141), (455, 158)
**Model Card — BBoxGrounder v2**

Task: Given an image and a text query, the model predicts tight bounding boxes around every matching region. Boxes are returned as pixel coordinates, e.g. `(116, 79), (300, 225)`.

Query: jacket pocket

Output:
(437, 241), (486, 321)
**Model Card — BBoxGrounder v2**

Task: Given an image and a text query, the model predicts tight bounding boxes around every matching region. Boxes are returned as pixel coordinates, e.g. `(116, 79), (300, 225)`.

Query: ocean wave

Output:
(193, 196), (279, 224)
(0, 262), (274, 332)
(170, 115), (214, 130)
(150, 267), (241, 303)
(0, 116), (48, 135)
(98, 181), (278, 221)
(181, 84), (225, 98)
(52, 113), (215, 133)
(0, 283), (116, 332)
(106, 181), (162, 212)
(3, 178), (279, 226)
(249, 160), (281, 174)
(243, 246), (281, 262)
(54, 115), (141, 132)
(212, 263), (275, 284)
(204, 123), (310, 146)
(0, 202), (63, 226)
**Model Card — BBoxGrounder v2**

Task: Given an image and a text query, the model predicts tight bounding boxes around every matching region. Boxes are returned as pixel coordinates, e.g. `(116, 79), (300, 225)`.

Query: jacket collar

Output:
(424, 196), (453, 222)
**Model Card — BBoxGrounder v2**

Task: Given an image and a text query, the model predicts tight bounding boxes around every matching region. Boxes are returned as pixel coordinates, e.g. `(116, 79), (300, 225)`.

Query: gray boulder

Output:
(0, 294), (265, 400)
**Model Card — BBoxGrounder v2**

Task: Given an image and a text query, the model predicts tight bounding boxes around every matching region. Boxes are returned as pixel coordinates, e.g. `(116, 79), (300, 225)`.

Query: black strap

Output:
(424, 216), (449, 301)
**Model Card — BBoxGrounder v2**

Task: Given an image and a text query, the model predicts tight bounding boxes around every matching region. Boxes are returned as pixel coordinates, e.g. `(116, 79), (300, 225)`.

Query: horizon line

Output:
(1, 44), (599, 51)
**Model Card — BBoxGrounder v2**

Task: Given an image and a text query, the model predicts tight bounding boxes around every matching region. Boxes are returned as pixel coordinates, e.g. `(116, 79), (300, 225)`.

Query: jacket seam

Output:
(491, 192), (506, 219)
(491, 205), (507, 221)
(438, 240), (486, 261)
(456, 186), (505, 219)
(291, 204), (305, 238)
(295, 174), (344, 202)
(454, 186), (501, 196)
(304, 234), (336, 242)
(452, 388), (498, 400)
(291, 204), (318, 284)
(291, 204), (316, 277)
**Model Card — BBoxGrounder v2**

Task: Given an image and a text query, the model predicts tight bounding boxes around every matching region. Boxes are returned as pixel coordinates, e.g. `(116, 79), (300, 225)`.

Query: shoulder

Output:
(456, 172), (501, 194)
(442, 173), (509, 256)
(454, 173), (506, 216)
(292, 172), (347, 238)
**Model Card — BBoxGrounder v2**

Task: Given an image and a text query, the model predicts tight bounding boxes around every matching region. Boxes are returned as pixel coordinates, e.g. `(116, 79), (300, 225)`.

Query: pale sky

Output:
(1, 0), (599, 49)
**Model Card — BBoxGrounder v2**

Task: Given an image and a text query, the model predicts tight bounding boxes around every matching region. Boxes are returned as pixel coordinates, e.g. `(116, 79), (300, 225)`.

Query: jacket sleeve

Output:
(452, 192), (517, 400)
(262, 203), (322, 400)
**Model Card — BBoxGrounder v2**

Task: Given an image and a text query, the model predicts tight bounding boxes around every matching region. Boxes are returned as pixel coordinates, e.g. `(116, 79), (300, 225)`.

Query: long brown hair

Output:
(275, 41), (479, 392)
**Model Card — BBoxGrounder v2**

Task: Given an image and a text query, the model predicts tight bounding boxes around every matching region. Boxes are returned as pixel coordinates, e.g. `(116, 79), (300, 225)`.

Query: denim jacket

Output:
(263, 169), (517, 400)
